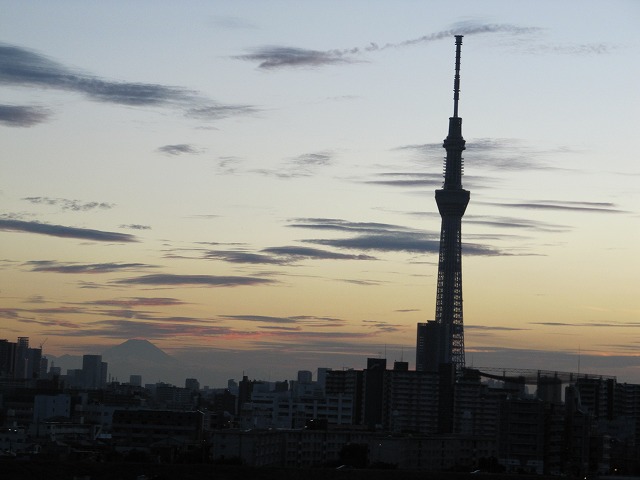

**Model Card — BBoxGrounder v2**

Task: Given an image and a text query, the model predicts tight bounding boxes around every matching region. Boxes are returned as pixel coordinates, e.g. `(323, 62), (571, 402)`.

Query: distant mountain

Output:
(102, 339), (182, 385)
(102, 339), (175, 364)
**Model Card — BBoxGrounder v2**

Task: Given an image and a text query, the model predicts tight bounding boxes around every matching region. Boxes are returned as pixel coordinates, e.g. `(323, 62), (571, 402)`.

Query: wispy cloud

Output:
(466, 325), (530, 331)
(86, 297), (186, 307)
(0, 218), (137, 242)
(22, 197), (115, 211)
(340, 279), (381, 286)
(464, 215), (570, 233)
(398, 138), (569, 173)
(119, 224), (151, 230)
(203, 250), (288, 265)
(235, 46), (357, 69)
(235, 22), (539, 70)
(24, 260), (156, 274)
(44, 318), (238, 340)
(200, 244), (376, 265)
(0, 104), (49, 127)
(222, 314), (346, 328)
(531, 321), (640, 328)
(483, 200), (626, 214)
(114, 273), (275, 287)
(289, 218), (502, 255)
(365, 172), (443, 189)
(157, 144), (201, 156)
(362, 319), (404, 333)
(262, 245), (375, 261)
(0, 43), (257, 122)
(254, 151), (335, 179)
(523, 43), (613, 55)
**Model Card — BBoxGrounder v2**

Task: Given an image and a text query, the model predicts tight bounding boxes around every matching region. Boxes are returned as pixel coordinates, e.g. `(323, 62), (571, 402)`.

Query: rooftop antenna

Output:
(453, 35), (463, 118)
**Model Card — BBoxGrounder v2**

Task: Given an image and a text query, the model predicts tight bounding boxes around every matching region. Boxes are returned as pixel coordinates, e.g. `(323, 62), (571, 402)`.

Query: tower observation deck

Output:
(433, 35), (469, 373)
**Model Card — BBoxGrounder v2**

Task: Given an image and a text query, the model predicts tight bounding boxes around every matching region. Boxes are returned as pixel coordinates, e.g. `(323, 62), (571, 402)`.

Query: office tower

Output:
(363, 358), (386, 428)
(82, 354), (106, 389)
(297, 370), (312, 383)
(14, 337), (29, 379)
(185, 378), (200, 392)
(430, 35), (470, 373)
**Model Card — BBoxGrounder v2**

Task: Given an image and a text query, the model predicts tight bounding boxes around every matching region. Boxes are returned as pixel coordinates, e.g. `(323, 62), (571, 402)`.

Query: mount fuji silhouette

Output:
(102, 339), (182, 385)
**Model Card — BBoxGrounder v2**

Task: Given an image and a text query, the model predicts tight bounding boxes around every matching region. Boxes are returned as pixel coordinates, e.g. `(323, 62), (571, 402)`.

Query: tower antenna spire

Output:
(453, 35), (463, 118)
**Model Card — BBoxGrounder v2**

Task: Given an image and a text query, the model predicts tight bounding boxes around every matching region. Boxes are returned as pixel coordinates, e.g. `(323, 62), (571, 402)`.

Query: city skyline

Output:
(1, 2), (638, 387)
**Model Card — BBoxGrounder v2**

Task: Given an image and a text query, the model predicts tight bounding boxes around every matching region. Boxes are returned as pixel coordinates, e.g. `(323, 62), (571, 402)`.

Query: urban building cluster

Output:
(2, 334), (640, 476)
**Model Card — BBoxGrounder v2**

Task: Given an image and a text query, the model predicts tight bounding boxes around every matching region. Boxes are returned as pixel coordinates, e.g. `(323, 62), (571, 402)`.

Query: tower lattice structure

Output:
(434, 35), (469, 372)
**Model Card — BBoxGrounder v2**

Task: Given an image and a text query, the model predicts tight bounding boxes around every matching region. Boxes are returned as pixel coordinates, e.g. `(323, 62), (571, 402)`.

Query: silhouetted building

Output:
(0, 337), (42, 380)
(416, 321), (440, 372)
(384, 368), (439, 433)
(498, 397), (546, 473)
(0, 339), (16, 377)
(82, 354), (106, 389)
(363, 358), (386, 428)
(325, 369), (364, 425)
(185, 377), (200, 392)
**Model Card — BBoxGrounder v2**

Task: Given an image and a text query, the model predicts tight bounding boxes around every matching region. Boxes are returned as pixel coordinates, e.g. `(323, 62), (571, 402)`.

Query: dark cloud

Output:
(289, 218), (419, 235)
(236, 23), (538, 70)
(186, 104), (258, 120)
(204, 250), (288, 265)
(465, 215), (570, 233)
(0, 308), (23, 320)
(340, 279), (381, 286)
(0, 44), (192, 105)
(0, 218), (137, 242)
(262, 246), (376, 261)
(0, 104), (49, 127)
(484, 200), (626, 214)
(203, 245), (376, 265)
(304, 234), (440, 254)
(259, 325), (301, 332)
(115, 273), (274, 287)
(157, 144), (201, 156)
(365, 173), (443, 189)
(290, 217), (502, 255)
(86, 297), (184, 308)
(22, 197), (115, 211)
(234, 46), (357, 69)
(362, 320), (404, 333)
(0, 43), (256, 121)
(24, 260), (156, 274)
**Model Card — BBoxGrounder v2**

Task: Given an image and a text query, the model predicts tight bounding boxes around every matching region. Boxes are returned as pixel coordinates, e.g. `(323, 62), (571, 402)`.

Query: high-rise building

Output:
(82, 354), (106, 389)
(420, 35), (469, 374)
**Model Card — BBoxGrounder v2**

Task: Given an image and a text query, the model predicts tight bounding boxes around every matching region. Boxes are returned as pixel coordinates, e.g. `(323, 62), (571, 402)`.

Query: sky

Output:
(1, 1), (639, 387)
